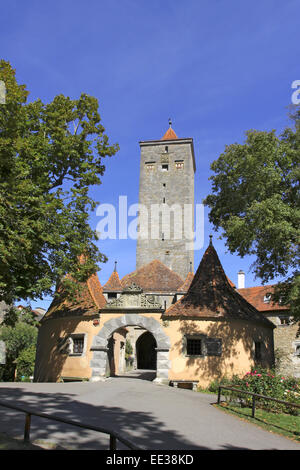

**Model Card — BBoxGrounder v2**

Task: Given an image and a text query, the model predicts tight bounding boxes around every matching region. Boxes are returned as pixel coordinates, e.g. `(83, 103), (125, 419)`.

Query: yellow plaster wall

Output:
(34, 312), (274, 387)
(164, 318), (274, 388)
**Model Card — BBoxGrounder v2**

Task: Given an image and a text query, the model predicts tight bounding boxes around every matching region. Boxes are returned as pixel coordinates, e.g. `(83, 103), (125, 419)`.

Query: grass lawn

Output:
(215, 402), (300, 443)
(0, 432), (44, 450)
(0, 432), (65, 450)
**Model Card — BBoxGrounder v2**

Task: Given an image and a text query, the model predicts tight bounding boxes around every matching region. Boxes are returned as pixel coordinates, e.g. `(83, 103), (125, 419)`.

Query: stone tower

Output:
(136, 121), (195, 279)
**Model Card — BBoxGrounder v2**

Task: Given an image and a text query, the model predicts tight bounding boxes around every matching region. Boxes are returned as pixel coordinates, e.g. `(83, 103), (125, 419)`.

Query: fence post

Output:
(252, 395), (256, 419)
(24, 413), (31, 443)
(217, 387), (221, 404)
(110, 434), (117, 450)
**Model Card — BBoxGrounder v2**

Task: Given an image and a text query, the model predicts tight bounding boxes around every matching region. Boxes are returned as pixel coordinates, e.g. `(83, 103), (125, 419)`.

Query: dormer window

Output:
(263, 293), (272, 303)
(107, 292), (117, 299)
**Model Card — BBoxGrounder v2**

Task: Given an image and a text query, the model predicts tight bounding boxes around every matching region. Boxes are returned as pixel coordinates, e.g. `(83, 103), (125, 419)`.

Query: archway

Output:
(136, 331), (157, 370)
(90, 314), (170, 384)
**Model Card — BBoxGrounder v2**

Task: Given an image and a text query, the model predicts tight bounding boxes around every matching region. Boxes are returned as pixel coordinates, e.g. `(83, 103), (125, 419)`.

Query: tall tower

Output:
(136, 121), (196, 279)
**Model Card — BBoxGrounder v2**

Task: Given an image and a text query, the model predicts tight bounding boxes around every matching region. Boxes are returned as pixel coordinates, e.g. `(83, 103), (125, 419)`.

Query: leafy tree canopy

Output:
(0, 60), (118, 304)
(204, 106), (300, 317)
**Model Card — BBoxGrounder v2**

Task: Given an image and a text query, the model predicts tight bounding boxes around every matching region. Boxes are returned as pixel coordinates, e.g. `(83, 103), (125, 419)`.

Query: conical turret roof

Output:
(103, 266), (124, 292)
(161, 119), (178, 140)
(165, 242), (274, 327)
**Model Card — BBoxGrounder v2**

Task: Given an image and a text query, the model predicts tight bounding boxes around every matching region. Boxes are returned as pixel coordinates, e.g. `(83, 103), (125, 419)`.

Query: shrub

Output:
(225, 368), (300, 415)
(15, 345), (36, 381)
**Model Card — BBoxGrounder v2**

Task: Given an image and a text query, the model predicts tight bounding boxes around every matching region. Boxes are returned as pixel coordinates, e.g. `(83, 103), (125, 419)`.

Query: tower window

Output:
(163, 197), (166, 203)
(175, 161), (184, 170)
(107, 292), (117, 299)
(165, 146), (168, 153)
(146, 163), (155, 171)
(162, 164), (168, 171)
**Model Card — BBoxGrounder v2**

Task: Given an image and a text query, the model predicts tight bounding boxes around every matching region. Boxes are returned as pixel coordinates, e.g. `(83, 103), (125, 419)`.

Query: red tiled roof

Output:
(177, 272), (235, 293)
(161, 127), (178, 140)
(165, 244), (274, 328)
(103, 270), (123, 292)
(44, 272), (106, 320)
(177, 272), (194, 292)
(121, 259), (184, 293)
(238, 285), (288, 312)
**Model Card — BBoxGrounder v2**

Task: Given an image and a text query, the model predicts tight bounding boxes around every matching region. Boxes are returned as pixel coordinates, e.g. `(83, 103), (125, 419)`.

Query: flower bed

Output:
(212, 368), (300, 415)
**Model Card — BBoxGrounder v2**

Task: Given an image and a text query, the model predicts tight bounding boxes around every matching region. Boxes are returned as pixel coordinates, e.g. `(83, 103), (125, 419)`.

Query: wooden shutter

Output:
(205, 338), (222, 356)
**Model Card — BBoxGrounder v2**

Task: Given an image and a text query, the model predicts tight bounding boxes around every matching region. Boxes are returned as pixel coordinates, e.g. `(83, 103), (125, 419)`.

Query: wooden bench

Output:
(170, 380), (199, 391)
(60, 376), (88, 383)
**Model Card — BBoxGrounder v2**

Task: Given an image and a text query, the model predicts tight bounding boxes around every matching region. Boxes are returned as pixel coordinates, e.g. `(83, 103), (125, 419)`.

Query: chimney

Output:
(238, 270), (245, 289)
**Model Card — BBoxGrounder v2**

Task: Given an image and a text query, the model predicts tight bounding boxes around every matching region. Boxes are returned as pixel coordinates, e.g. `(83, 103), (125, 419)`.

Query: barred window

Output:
(73, 337), (84, 354)
(186, 338), (202, 356)
(69, 335), (85, 355)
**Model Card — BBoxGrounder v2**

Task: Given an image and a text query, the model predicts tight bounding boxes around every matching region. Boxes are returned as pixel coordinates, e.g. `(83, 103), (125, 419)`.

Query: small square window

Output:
(107, 292), (117, 299)
(146, 164), (154, 171)
(187, 338), (203, 356)
(279, 316), (291, 325)
(162, 164), (168, 171)
(70, 335), (85, 355)
(175, 162), (184, 170)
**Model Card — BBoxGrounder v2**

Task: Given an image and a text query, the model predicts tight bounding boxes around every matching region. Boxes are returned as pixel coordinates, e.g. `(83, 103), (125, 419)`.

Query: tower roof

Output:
(161, 119), (178, 140)
(165, 242), (274, 327)
(43, 272), (106, 320)
(103, 266), (124, 292)
(177, 271), (194, 293)
(121, 259), (184, 293)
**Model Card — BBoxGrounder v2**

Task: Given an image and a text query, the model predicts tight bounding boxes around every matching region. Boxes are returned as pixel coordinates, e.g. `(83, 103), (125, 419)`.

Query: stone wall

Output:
(267, 315), (300, 378)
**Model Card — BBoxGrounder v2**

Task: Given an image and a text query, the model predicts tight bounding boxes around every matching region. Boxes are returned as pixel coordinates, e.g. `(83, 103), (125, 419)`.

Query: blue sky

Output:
(1, 0), (299, 310)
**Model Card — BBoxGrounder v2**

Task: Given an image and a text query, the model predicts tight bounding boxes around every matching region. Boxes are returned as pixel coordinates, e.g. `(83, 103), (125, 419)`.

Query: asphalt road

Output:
(0, 373), (299, 450)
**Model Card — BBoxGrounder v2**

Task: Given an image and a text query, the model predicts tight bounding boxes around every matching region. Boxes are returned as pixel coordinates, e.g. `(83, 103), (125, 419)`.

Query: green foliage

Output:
(15, 344), (36, 380)
(0, 321), (37, 360)
(0, 60), (119, 305)
(0, 306), (38, 381)
(125, 339), (133, 360)
(204, 105), (300, 317)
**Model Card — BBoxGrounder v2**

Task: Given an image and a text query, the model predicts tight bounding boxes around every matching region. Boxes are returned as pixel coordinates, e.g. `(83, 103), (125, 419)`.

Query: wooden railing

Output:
(217, 385), (300, 419)
(0, 400), (139, 450)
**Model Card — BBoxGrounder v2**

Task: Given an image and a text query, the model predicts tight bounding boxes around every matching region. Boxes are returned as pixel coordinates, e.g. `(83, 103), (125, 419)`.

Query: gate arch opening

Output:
(136, 331), (157, 370)
(90, 314), (170, 384)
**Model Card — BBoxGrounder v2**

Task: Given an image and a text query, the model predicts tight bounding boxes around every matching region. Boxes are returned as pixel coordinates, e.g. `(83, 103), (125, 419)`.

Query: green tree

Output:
(0, 60), (118, 305)
(0, 318), (38, 381)
(204, 106), (300, 316)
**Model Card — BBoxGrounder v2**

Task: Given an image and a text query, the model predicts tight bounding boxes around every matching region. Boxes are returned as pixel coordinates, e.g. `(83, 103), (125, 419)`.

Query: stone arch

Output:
(90, 314), (171, 383)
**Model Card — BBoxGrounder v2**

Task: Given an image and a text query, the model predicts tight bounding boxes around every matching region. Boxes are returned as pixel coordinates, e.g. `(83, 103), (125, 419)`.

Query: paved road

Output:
(0, 373), (299, 450)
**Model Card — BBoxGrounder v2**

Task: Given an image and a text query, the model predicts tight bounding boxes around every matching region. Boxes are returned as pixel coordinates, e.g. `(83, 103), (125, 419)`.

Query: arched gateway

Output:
(90, 314), (171, 383)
